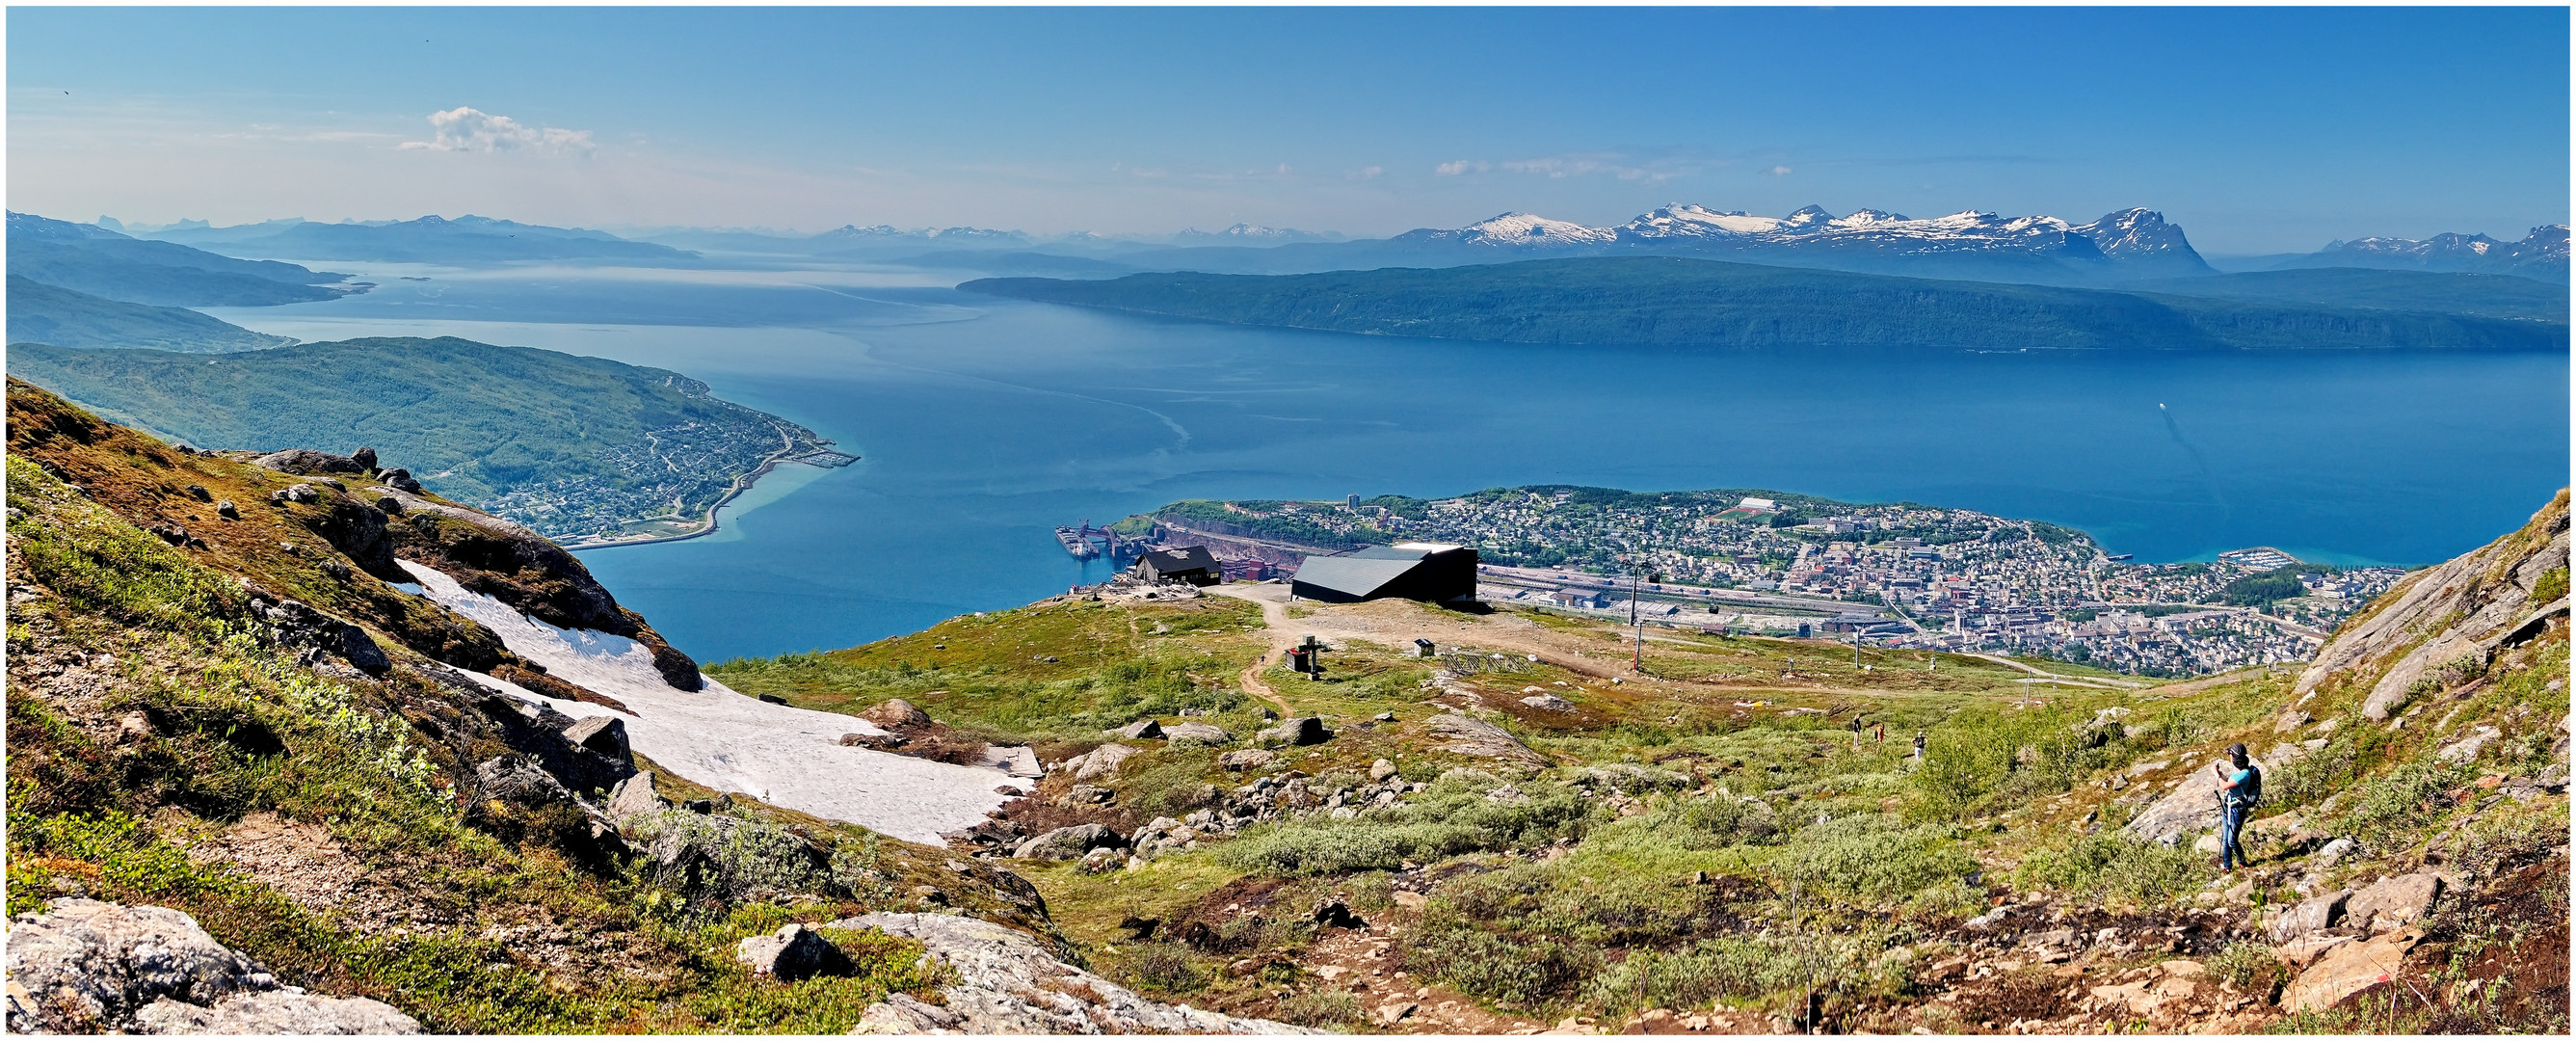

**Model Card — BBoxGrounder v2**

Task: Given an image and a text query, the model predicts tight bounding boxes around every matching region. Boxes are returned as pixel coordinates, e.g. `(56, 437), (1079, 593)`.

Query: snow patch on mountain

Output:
(393, 560), (1012, 845)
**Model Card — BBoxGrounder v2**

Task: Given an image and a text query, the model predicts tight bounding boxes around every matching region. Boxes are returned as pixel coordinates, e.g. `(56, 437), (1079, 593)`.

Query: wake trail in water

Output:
(2159, 403), (2232, 518)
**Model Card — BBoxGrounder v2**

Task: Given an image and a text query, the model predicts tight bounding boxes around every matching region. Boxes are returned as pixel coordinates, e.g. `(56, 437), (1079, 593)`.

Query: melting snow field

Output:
(396, 561), (1016, 844)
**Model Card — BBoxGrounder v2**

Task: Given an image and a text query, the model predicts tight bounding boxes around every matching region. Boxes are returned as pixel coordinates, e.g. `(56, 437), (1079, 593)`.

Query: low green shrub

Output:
(1772, 814), (1978, 902)
(2012, 831), (2207, 907)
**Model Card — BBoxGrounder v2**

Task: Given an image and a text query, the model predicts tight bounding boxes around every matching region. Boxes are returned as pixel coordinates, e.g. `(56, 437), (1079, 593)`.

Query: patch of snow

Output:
(393, 560), (1007, 844)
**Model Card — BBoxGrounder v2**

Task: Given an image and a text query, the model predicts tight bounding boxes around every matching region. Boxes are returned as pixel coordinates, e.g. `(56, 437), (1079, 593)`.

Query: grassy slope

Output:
(3, 387), (1048, 1032)
(6, 275), (295, 353)
(8, 336), (812, 530)
(715, 507), (2569, 1033)
(965, 256), (2568, 351)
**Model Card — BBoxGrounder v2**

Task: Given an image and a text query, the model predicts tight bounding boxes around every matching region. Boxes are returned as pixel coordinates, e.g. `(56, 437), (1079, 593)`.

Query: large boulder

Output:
(2280, 929), (2422, 1013)
(1114, 719), (1163, 740)
(2269, 890), (2350, 943)
(1014, 823), (1126, 862)
(1219, 749), (1277, 772)
(631, 812), (837, 905)
(860, 699), (931, 729)
(733, 923), (854, 981)
(2343, 873), (2444, 932)
(837, 913), (1309, 1034)
(4, 898), (418, 1034)
(604, 771), (668, 822)
(1261, 716), (1333, 747)
(1064, 743), (1140, 782)
(1425, 713), (1547, 767)
(251, 448), (367, 476)
(561, 716), (630, 762)
(2120, 759), (2233, 846)
(1161, 722), (1233, 746)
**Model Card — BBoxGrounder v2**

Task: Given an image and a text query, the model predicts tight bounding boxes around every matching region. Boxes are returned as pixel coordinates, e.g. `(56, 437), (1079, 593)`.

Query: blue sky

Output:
(8, 6), (2567, 253)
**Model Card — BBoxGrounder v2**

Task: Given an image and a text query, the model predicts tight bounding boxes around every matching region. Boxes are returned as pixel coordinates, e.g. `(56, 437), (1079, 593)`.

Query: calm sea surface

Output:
(210, 262), (2572, 662)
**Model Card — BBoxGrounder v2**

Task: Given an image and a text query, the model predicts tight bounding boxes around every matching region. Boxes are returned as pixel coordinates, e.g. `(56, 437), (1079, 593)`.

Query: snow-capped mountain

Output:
(1365, 202), (2213, 280)
(810, 224), (1031, 248)
(1173, 223), (1339, 244)
(1396, 212), (1621, 249)
(2289, 225), (2568, 281)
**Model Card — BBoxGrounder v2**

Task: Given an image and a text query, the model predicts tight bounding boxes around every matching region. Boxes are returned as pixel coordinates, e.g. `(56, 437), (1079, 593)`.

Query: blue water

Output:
(211, 265), (2571, 662)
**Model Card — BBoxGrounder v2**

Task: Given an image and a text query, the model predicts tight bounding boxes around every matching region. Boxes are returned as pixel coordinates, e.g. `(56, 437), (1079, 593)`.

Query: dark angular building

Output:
(1290, 543), (1478, 604)
(1131, 545), (1221, 585)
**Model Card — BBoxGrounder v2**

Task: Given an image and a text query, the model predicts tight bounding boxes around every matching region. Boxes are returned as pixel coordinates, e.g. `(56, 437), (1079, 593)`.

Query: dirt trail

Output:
(1210, 583), (1628, 681)
(1959, 651), (2142, 689)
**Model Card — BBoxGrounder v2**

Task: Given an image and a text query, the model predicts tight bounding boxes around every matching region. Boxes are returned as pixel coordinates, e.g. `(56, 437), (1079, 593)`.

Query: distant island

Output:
(965, 256), (2569, 352)
(8, 336), (854, 544)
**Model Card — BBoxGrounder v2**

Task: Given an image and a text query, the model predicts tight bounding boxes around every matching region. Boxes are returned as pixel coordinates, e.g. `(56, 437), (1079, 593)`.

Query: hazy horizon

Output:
(9, 6), (2570, 254)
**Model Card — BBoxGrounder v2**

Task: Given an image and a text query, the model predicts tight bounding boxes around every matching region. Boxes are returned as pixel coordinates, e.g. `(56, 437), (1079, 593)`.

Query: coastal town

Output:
(1113, 488), (2409, 678)
(482, 417), (854, 545)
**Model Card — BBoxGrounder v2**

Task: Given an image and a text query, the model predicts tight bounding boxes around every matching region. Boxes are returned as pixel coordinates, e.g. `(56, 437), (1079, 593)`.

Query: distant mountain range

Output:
(2273, 225), (2568, 281)
(139, 214), (700, 264)
(964, 256), (2568, 353)
(7, 211), (358, 306)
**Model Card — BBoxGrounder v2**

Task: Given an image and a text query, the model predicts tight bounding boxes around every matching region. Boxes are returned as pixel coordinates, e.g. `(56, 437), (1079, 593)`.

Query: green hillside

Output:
(965, 256), (2567, 351)
(2119, 267), (2570, 321)
(6, 276), (294, 353)
(8, 336), (828, 540)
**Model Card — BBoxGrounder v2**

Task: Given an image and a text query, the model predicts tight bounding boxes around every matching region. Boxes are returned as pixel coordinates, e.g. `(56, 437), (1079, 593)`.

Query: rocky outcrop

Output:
(1425, 712), (1548, 767)
(2296, 491), (2567, 721)
(1015, 823), (1125, 861)
(838, 913), (1308, 1034)
(5, 898), (419, 1034)
(252, 448), (370, 477)
(1162, 722), (1232, 745)
(369, 483), (704, 692)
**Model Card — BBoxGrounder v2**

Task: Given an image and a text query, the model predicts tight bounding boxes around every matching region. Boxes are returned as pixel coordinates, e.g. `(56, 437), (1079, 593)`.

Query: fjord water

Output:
(212, 265), (2570, 662)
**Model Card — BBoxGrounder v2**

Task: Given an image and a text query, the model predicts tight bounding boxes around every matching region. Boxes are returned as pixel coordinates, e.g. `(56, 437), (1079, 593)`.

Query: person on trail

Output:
(2212, 743), (2261, 872)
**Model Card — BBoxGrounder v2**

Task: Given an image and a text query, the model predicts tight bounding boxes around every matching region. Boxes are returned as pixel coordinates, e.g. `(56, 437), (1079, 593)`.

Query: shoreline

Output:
(563, 429), (848, 552)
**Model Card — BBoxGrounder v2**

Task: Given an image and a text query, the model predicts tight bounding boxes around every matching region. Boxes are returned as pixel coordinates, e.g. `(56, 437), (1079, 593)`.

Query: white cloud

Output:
(1496, 150), (1707, 184)
(1351, 166), (1383, 180)
(1435, 159), (1490, 176)
(1768, 165), (1793, 176)
(399, 106), (594, 153)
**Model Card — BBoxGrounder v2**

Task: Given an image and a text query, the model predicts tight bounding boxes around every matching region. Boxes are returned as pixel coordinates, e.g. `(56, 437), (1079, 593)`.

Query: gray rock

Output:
(980, 744), (1043, 777)
(1161, 722), (1233, 746)
(837, 913), (1310, 1034)
(380, 469), (423, 494)
(2270, 890), (2351, 943)
(561, 716), (630, 762)
(5, 898), (418, 1034)
(1219, 749), (1277, 771)
(1067, 743), (1140, 782)
(1368, 759), (1398, 782)
(129, 990), (421, 1034)
(2436, 725), (2501, 764)
(1116, 719), (1164, 740)
(2345, 873), (2443, 932)
(2314, 838), (2357, 868)
(475, 754), (577, 810)
(2121, 758), (2235, 846)
(838, 732), (904, 750)
(1425, 713), (1548, 767)
(250, 449), (366, 476)
(1015, 823), (1125, 861)
(351, 447), (377, 471)
(1520, 693), (1574, 712)
(860, 699), (931, 729)
(605, 771), (668, 822)
(1261, 716), (1333, 746)
(733, 923), (853, 981)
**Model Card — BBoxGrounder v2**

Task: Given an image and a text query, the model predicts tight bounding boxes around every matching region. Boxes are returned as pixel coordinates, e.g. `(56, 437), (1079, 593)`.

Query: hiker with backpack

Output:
(2212, 742), (2262, 872)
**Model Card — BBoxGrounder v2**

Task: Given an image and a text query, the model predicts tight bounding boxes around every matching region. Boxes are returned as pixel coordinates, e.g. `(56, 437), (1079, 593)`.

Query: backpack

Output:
(2228, 764), (2263, 809)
